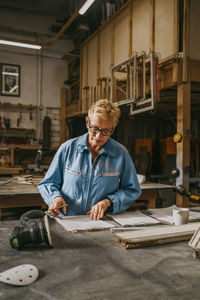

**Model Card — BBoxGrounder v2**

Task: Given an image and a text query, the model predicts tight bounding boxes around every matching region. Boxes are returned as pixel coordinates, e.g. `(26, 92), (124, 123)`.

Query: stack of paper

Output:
(148, 205), (200, 224)
(56, 215), (115, 232)
(108, 210), (160, 227)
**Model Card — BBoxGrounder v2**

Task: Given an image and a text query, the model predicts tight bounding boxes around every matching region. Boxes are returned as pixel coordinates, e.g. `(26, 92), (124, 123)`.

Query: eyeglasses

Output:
(88, 119), (113, 136)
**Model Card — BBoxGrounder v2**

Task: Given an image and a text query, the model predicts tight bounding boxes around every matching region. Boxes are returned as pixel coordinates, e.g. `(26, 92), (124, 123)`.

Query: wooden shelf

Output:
(0, 144), (58, 165)
(0, 103), (37, 110)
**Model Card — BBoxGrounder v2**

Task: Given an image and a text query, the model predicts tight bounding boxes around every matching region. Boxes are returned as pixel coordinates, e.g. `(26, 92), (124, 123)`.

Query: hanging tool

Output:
(17, 103), (22, 127)
(10, 210), (53, 250)
(29, 111), (33, 120)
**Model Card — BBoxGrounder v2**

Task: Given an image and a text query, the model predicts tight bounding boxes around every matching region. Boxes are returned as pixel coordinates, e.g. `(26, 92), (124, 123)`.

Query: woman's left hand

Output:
(86, 198), (111, 220)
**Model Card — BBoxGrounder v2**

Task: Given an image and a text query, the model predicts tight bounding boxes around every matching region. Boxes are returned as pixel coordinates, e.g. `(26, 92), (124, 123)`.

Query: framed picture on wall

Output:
(0, 63), (20, 97)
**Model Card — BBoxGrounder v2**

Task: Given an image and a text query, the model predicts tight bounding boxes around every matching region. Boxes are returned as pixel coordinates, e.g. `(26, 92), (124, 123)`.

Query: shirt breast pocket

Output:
(63, 166), (82, 199)
(99, 172), (120, 189)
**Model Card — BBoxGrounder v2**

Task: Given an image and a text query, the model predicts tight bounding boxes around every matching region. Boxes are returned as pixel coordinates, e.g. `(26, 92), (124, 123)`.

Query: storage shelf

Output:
(0, 103), (37, 110)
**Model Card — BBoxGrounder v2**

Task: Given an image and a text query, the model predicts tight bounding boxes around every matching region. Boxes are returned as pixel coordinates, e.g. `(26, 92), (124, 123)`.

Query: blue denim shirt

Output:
(38, 133), (141, 216)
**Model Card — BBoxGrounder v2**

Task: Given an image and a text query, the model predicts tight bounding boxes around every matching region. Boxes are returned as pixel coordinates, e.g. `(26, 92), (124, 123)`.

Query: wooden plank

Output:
(132, 0), (151, 54)
(113, 222), (200, 248)
(173, 0), (179, 54)
(128, 0), (133, 57)
(114, 6), (130, 64)
(150, 0), (155, 51)
(0, 167), (23, 175)
(88, 36), (98, 86)
(182, 0), (189, 82)
(190, 60), (200, 82)
(188, 0), (200, 60)
(155, 0), (175, 59)
(100, 23), (112, 77)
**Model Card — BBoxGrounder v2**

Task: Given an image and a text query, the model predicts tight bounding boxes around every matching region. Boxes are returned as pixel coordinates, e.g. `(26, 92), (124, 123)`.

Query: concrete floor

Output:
(0, 218), (200, 300)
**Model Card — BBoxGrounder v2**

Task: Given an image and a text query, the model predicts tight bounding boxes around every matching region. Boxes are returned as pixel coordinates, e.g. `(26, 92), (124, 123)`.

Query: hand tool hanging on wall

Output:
(29, 111), (33, 120)
(17, 103), (22, 127)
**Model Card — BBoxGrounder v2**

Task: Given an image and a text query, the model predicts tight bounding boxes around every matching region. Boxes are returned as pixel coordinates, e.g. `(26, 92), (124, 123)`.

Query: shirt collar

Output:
(77, 133), (118, 158)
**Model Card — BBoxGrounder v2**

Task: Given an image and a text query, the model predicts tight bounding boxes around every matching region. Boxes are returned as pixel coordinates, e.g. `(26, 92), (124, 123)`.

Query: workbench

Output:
(0, 219), (200, 299)
(0, 180), (174, 220)
(137, 182), (174, 208)
(0, 179), (46, 220)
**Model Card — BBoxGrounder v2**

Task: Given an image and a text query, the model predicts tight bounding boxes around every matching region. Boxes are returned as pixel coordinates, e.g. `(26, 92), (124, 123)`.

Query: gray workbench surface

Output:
(0, 219), (200, 300)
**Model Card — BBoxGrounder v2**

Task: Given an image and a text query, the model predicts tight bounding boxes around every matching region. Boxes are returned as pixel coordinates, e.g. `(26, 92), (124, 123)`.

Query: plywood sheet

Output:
(100, 23), (112, 78)
(189, 0), (200, 59)
(114, 7), (130, 65)
(132, 0), (151, 53)
(82, 45), (88, 87)
(88, 36), (98, 86)
(113, 222), (200, 248)
(155, 0), (175, 59)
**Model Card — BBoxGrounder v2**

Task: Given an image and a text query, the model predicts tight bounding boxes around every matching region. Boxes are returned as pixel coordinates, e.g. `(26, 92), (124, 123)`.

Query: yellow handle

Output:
(190, 195), (200, 201)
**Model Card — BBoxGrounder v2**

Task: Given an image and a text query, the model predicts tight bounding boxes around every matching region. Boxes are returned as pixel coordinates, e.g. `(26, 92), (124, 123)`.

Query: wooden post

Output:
(176, 81), (191, 207)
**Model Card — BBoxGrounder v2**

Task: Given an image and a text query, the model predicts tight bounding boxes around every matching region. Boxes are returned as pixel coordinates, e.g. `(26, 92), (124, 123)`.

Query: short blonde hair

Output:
(88, 99), (121, 128)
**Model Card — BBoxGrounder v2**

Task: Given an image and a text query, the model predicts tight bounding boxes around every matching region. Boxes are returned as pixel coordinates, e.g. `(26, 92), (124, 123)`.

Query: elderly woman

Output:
(38, 99), (141, 220)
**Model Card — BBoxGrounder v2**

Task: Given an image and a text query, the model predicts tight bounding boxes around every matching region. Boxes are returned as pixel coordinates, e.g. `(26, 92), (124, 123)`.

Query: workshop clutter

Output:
(0, 102), (37, 145)
(81, 77), (110, 113)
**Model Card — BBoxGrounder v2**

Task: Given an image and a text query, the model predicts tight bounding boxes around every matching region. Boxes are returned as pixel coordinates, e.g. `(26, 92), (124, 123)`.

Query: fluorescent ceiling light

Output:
(79, 0), (95, 15)
(0, 39), (41, 50)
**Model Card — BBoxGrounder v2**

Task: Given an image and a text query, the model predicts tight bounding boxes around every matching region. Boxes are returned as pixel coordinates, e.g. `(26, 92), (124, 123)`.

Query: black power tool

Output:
(10, 210), (53, 250)
(174, 185), (200, 201)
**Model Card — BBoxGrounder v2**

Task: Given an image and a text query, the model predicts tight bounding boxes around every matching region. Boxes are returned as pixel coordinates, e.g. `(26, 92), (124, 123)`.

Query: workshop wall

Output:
(0, 8), (73, 144)
(80, 0), (177, 88)
(189, 0), (200, 59)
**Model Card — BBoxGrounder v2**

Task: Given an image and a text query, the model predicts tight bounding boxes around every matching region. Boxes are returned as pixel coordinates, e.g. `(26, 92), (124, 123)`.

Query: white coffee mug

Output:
(173, 207), (189, 225)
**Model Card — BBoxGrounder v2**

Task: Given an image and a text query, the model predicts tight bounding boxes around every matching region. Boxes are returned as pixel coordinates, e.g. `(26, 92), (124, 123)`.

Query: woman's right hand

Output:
(48, 196), (67, 217)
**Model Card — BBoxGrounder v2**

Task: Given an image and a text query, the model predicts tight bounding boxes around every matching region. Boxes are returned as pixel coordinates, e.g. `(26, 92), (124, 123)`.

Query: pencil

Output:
(46, 204), (68, 213)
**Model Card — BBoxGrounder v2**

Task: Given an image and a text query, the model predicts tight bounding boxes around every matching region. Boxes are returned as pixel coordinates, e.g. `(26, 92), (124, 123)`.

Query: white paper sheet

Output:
(56, 215), (115, 232)
(148, 205), (200, 224)
(108, 210), (160, 227)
